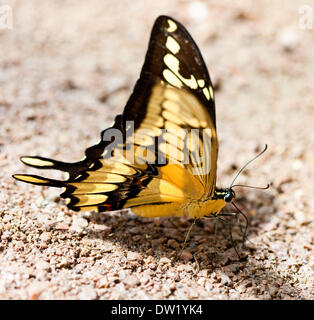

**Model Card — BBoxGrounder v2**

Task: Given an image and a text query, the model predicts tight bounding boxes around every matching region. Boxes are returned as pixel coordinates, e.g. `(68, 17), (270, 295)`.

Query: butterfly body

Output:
(13, 16), (236, 219)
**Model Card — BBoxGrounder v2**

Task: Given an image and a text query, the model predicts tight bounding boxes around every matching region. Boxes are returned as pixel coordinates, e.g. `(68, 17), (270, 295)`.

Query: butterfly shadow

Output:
(85, 188), (299, 298)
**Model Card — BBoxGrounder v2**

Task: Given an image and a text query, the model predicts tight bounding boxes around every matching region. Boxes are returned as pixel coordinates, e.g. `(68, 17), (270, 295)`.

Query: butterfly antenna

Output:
(231, 183), (270, 190)
(230, 144), (268, 189)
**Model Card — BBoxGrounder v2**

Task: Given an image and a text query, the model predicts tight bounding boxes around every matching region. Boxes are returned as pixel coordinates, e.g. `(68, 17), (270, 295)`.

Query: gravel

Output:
(0, 0), (313, 300)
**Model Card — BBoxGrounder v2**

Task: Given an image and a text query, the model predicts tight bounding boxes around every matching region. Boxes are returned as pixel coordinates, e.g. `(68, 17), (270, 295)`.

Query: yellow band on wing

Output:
(13, 174), (50, 184)
(21, 157), (55, 167)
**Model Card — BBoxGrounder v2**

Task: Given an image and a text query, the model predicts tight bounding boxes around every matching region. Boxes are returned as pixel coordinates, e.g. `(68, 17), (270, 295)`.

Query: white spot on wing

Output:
(162, 69), (182, 88)
(163, 53), (198, 89)
(166, 36), (180, 54)
(166, 19), (177, 32)
(209, 86), (214, 99)
(202, 87), (210, 100)
(197, 79), (205, 88)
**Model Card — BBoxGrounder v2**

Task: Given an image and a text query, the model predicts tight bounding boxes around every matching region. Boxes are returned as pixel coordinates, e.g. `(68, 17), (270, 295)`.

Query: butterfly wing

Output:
(13, 16), (218, 218)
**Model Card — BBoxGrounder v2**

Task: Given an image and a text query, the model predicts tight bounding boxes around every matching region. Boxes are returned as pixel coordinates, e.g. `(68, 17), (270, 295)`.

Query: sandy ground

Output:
(0, 0), (313, 299)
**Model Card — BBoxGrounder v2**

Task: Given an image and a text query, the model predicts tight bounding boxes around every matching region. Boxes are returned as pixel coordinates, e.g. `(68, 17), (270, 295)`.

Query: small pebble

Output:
(220, 274), (232, 286)
(148, 263), (157, 270)
(185, 265), (194, 273)
(132, 235), (142, 241)
(123, 275), (140, 288)
(180, 250), (193, 262)
(55, 223), (69, 230)
(268, 285), (279, 298)
(129, 227), (141, 234)
(92, 224), (111, 233)
(167, 239), (180, 249)
(127, 251), (142, 262)
(159, 257), (171, 264)
(40, 232), (52, 243)
(151, 237), (167, 248)
(78, 289), (97, 300)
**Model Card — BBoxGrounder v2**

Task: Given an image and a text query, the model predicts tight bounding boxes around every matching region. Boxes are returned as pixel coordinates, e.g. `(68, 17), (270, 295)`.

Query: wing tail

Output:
(20, 156), (87, 172)
(12, 174), (65, 187)
(13, 156), (84, 188)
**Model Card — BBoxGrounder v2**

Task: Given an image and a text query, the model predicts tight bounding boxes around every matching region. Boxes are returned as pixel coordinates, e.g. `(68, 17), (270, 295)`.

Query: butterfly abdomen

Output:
(186, 198), (226, 219)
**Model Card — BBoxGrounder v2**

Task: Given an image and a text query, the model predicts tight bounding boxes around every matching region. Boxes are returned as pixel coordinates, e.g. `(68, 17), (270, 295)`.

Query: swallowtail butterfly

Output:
(14, 16), (241, 219)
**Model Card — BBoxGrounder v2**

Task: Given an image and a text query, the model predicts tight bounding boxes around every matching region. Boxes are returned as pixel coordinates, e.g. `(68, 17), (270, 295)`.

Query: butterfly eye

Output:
(224, 191), (234, 203)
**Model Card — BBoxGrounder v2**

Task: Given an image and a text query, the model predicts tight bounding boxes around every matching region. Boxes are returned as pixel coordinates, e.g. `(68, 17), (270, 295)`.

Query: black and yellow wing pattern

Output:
(13, 16), (229, 219)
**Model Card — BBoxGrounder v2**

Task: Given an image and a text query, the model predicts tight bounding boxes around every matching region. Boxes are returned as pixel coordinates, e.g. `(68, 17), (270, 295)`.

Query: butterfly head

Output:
(213, 188), (235, 203)
(224, 188), (236, 203)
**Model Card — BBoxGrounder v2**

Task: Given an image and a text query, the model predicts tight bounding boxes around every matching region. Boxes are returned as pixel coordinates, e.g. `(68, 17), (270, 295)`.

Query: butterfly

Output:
(13, 16), (237, 219)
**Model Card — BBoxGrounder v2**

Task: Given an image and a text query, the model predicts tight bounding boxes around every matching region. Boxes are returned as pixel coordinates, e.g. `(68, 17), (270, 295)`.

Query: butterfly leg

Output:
(214, 217), (219, 244)
(202, 215), (220, 262)
(219, 211), (248, 244)
(231, 202), (251, 243)
(193, 253), (200, 275)
(177, 218), (197, 261)
(204, 214), (223, 245)
(217, 216), (240, 258)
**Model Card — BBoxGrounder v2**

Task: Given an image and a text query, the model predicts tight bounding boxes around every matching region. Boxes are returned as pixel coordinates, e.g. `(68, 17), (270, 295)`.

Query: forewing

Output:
(13, 16), (218, 215)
